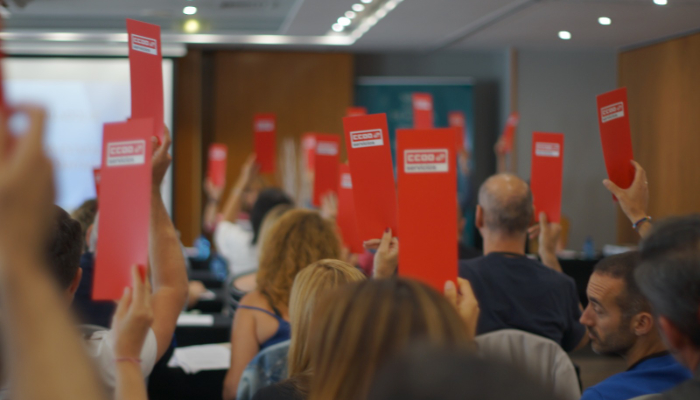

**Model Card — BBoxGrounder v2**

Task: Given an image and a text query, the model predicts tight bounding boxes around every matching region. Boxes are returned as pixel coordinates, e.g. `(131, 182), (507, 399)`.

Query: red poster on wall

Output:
(412, 93), (434, 129)
(312, 134), (340, 207)
(499, 113), (520, 153)
(530, 132), (564, 223)
(343, 113), (398, 241)
(127, 19), (164, 141)
(346, 107), (367, 117)
(207, 144), (228, 188)
(396, 127), (458, 292)
(597, 88), (635, 194)
(254, 113), (276, 174)
(94, 118), (153, 300)
(337, 164), (364, 254)
(448, 111), (467, 151)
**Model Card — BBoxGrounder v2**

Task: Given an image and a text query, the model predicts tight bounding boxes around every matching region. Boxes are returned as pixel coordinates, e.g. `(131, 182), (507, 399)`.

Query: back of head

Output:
(594, 251), (650, 320)
(250, 188), (294, 245)
(636, 215), (700, 347)
(478, 173), (533, 236)
(256, 209), (341, 310)
(70, 199), (97, 239)
(287, 260), (367, 391)
(308, 278), (470, 400)
(47, 206), (83, 290)
(257, 203), (295, 252)
(368, 345), (555, 400)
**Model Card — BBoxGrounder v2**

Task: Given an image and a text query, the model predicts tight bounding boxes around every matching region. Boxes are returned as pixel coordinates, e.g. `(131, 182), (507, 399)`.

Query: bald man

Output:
(459, 174), (588, 352)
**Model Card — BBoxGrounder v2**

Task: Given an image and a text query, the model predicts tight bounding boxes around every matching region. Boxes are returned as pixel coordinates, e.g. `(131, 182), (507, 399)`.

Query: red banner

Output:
(253, 113), (276, 174)
(127, 19), (164, 141)
(597, 88), (635, 193)
(530, 132), (565, 223)
(412, 93), (434, 129)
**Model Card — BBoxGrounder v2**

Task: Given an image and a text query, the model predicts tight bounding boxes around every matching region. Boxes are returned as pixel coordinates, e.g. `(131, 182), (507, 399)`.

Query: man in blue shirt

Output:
(580, 251), (691, 400)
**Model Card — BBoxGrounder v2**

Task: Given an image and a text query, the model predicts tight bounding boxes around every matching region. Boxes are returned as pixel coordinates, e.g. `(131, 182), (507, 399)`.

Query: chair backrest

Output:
(475, 329), (581, 400)
(236, 339), (291, 400)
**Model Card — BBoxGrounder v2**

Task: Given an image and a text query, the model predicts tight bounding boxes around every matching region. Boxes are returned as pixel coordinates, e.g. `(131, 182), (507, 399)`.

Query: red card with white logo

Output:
(302, 134), (316, 173)
(93, 168), (102, 200)
(530, 132), (564, 223)
(346, 107), (367, 117)
(254, 113), (276, 174)
(597, 88), (635, 192)
(343, 113), (398, 241)
(337, 164), (364, 254)
(127, 19), (164, 141)
(207, 144), (228, 188)
(312, 134), (340, 207)
(412, 93), (434, 129)
(397, 128), (458, 291)
(94, 118), (153, 300)
(500, 113), (520, 153)
(449, 111), (467, 151)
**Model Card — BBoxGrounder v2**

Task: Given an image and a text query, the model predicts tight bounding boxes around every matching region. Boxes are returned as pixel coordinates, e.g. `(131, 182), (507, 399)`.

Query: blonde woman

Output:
(223, 210), (342, 400)
(251, 259), (366, 400)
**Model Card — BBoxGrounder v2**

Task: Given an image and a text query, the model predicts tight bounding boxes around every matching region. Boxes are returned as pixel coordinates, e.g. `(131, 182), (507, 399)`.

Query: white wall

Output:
(516, 49), (618, 250)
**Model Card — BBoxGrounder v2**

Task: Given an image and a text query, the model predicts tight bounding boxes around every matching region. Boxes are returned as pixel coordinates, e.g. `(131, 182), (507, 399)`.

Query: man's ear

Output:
(631, 312), (655, 336)
(475, 205), (484, 230)
(658, 315), (686, 352)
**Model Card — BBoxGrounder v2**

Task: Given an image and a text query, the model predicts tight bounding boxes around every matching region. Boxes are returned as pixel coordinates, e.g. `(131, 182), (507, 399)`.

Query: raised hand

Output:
(444, 278), (480, 340)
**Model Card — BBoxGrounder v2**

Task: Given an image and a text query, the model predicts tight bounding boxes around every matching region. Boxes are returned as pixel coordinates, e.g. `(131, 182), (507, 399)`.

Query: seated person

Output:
(222, 210), (342, 400)
(251, 259), (366, 400)
(580, 252), (691, 400)
(458, 173), (587, 352)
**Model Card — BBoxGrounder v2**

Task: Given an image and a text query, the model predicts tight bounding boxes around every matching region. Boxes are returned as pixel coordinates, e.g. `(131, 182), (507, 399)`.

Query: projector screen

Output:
(4, 57), (174, 214)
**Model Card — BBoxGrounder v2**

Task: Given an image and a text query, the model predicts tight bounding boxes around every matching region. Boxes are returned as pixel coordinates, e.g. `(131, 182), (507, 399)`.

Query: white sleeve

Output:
(214, 221), (254, 273)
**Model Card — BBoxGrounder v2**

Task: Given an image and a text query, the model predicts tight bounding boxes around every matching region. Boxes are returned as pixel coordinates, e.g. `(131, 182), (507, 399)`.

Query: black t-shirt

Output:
(459, 252), (586, 352)
(253, 381), (305, 400)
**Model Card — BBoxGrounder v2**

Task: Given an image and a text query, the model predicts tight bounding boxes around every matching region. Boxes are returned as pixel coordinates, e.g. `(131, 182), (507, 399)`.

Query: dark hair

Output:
(368, 345), (555, 400)
(636, 215), (700, 346)
(70, 199), (98, 251)
(250, 188), (293, 245)
(46, 206), (84, 290)
(594, 251), (650, 320)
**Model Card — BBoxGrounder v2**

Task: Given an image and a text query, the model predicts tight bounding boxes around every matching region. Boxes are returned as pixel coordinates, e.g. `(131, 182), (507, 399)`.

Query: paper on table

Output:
(177, 313), (214, 327)
(167, 344), (231, 374)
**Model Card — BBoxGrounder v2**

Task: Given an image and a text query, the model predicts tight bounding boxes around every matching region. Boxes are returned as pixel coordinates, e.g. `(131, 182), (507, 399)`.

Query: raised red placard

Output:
(346, 107), (367, 117)
(312, 134), (340, 207)
(127, 19), (164, 141)
(530, 132), (565, 223)
(337, 164), (364, 254)
(597, 88), (635, 193)
(449, 111), (467, 151)
(254, 113), (276, 174)
(207, 143), (228, 188)
(500, 113), (520, 153)
(412, 93), (434, 129)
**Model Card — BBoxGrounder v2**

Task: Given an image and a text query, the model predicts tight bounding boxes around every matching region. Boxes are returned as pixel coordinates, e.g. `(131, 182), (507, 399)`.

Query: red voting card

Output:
(337, 164), (364, 254)
(412, 93), (434, 129)
(500, 113), (520, 153)
(346, 107), (367, 117)
(530, 132), (565, 223)
(397, 128), (458, 291)
(343, 113), (398, 241)
(597, 88), (635, 192)
(207, 144), (228, 188)
(94, 118), (153, 300)
(449, 111), (467, 151)
(302, 134), (316, 173)
(93, 168), (102, 199)
(312, 134), (341, 207)
(254, 113), (276, 174)
(127, 19), (164, 141)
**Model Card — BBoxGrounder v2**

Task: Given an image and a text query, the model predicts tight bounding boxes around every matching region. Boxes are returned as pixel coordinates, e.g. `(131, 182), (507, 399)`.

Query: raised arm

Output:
(203, 178), (225, 234)
(150, 127), (189, 360)
(538, 212), (563, 273)
(221, 154), (258, 224)
(603, 160), (651, 238)
(0, 107), (107, 400)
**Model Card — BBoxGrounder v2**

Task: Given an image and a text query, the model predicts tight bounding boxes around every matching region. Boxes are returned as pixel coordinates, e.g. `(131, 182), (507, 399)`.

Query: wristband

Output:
(632, 216), (652, 230)
(115, 357), (142, 364)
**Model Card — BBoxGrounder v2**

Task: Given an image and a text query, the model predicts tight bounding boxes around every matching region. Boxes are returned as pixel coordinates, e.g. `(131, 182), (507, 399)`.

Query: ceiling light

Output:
(352, 4), (365, 12)
(183, 6), (197, 15)
(653, 0), (667, 4)
(375, 9), (387, 18)
(361, 0), (372, 3)
(183, 19), (200, 33)
(385, 1), (397, 11)
(558, 30), (571, 40)
(332, 24), (344, 32)
(598, 17), (611, 25)
(345, 11), (357, 19)
(338, 17), (352, 26)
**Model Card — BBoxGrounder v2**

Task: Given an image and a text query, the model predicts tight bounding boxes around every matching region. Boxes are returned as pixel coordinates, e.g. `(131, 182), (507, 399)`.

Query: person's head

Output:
(476, 173), (533, 240)
(636, 215), (700, 370)
(256, 209), (341, 311)
(250, 188), (293, 245)
(257, 203), (294, 252)
(367, 345), (555, 400)
(580, 251), (655, 357)
(308, 278), (471, 400)
(70, 199), (98, 252)
(286, 260), (366, 393)
(46, 206), (84, 301)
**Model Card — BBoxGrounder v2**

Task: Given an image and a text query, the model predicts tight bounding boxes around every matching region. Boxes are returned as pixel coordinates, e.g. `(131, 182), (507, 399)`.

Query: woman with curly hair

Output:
(222, 209), (341, 400)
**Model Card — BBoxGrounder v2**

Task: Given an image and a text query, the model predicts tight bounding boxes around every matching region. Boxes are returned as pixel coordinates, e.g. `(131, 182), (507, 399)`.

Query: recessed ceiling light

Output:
(332, 23), (344, 32)
(183, 6), (197, 15)
(346, 11), (357, 19)
(598, 17), (611, 25)
(361, 0), (372, 3)
(352, 4), (365, 12)
(183, 19), (200, 33)
(385, 1), (397, 11)
(653, 0), (667, 4)
(558, 31), (571, 40)
(376, 9), (387, 18)
(338, 17), (352, 26)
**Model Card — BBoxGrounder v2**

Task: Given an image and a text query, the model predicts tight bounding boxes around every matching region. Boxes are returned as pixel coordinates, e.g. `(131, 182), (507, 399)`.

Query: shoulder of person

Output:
(239, 290), (271, 308)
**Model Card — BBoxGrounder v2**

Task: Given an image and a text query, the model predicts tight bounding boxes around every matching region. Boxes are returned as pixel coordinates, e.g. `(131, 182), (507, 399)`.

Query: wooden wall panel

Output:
(618, 32), (700, 243)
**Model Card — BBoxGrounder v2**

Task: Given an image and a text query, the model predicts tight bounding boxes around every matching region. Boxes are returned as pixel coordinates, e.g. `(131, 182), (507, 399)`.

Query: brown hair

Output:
(256, 209), (341, 312)
(285, 260), (366, 395)
(308, 278), (471, 400)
